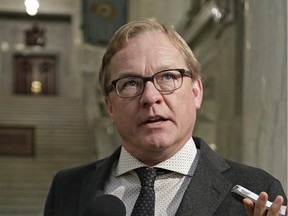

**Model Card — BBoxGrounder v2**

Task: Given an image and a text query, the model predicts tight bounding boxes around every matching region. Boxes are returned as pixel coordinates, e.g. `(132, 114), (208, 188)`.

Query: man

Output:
(44, 18), (287, 216)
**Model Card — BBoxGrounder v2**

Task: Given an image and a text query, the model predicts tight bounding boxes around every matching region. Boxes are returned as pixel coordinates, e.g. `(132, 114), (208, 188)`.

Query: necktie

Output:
(131, 167), (157, 216)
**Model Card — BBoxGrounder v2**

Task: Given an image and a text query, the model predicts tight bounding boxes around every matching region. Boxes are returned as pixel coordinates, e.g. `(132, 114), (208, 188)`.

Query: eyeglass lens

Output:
(115, 70), (183, 98)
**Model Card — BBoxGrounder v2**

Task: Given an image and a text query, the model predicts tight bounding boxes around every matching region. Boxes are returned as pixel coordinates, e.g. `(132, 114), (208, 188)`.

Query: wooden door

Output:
(14, 54), (57, 95)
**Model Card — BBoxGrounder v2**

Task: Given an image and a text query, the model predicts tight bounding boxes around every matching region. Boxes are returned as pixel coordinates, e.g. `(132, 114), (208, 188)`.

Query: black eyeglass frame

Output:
(105, 68), (192, 98)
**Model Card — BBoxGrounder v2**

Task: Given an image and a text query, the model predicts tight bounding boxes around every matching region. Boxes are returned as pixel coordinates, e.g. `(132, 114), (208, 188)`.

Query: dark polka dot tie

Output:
(131, 167), (157, 216)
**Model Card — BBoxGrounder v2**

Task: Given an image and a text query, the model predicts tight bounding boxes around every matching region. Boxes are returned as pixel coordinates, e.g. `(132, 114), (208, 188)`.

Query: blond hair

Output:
(99, 18), (201, 95)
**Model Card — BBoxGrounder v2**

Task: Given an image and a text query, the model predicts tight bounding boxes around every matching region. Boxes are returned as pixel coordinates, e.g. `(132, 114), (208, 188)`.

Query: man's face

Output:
(105, 31), (203, 165)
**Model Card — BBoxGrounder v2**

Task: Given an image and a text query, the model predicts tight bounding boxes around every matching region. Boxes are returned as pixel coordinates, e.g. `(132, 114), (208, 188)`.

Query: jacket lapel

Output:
(176, 138), (232, 216)
(78, 147), (121, 216)
(77, 138), (233, 216)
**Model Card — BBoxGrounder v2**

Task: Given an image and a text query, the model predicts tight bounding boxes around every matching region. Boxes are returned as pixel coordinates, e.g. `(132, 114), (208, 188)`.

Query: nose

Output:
(139, 81), (162, 107)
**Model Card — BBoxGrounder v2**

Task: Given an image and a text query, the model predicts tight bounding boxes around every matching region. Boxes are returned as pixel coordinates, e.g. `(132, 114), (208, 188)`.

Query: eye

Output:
(118, 77), (142, 90)
(162, 73), (174, 80)
(159, 71), (178, 81)
(123, 80), (138, 87)
(125, 78), (141, 87)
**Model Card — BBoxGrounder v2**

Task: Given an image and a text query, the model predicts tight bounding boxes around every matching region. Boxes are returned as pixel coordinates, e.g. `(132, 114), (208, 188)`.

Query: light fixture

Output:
(24, 0), (40, 16)
(211, 6), (223, 23)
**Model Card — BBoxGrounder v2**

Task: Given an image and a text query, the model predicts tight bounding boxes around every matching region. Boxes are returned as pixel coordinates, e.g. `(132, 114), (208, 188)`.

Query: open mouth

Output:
(145, 117), (168, 124)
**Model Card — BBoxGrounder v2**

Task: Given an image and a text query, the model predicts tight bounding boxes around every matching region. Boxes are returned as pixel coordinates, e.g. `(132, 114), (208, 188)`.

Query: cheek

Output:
(179, 97), (196, 117)
(179, 84), (196, 105)
(109, 100), (136, 124)
(173, 87), (197, 120)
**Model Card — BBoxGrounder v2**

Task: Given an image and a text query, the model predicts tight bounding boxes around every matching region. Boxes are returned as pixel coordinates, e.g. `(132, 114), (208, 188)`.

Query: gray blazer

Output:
(44, 137), (287, 216)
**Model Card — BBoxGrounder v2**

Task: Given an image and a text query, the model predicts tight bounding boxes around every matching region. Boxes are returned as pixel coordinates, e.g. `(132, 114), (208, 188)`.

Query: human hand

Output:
(243, 192), (287, 216)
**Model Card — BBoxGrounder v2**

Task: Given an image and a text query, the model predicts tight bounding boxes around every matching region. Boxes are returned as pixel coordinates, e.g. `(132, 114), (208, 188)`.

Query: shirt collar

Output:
(116, 137), (197, 177)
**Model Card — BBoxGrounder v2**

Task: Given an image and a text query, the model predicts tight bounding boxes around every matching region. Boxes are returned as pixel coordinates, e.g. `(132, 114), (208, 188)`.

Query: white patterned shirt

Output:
(103, 137), (199, 216)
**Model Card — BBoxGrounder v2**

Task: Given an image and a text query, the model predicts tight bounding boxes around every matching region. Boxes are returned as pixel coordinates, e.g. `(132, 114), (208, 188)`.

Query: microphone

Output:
(83, 194), (126, 216)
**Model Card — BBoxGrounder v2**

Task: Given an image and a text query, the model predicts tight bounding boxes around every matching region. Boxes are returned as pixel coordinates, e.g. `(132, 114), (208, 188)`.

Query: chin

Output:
(143, 137), (173, 150)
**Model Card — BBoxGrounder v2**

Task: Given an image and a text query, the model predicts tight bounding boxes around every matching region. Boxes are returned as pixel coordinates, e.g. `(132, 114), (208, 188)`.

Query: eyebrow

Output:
(115, 66), (179, 79)
(115, 71), (141, 79)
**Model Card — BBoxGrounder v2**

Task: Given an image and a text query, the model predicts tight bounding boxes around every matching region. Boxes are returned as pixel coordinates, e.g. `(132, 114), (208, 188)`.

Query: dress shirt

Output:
(103, 137), (200, 216)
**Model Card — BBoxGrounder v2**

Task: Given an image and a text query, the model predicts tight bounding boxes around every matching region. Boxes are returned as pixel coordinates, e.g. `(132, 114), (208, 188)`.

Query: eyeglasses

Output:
(105, 68), (192, 98)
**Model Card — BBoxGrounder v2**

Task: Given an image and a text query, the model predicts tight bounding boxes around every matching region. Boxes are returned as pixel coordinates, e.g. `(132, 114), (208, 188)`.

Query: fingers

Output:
(243, 192), (287, 216)
(243, 197), (255, 216)
(267, 195), (284, 216)
(253, 192), (269, 216)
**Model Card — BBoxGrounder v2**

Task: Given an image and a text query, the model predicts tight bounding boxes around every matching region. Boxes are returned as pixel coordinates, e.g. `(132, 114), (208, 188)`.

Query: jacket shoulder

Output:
(54, 147), (121, 182)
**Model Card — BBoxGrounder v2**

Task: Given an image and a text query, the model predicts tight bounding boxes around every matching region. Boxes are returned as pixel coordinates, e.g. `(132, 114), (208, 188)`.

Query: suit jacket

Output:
(44, 137), (287, 216)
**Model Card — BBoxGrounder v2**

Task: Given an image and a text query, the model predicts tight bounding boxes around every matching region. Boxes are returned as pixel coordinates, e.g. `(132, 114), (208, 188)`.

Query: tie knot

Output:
(135, 167), (157, 187)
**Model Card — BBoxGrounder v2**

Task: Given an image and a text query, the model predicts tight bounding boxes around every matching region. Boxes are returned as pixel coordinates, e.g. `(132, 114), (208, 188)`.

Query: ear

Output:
(104, 96), (113, 117)
(192, 79), (203, 109)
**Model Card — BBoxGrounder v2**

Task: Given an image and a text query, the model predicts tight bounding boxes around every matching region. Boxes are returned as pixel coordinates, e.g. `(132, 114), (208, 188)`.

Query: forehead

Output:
(108, 31), (186, 77)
